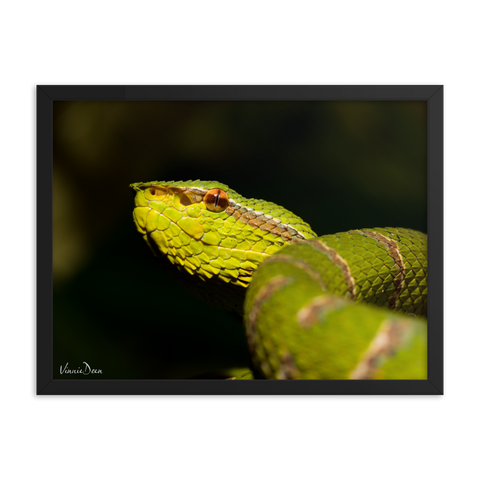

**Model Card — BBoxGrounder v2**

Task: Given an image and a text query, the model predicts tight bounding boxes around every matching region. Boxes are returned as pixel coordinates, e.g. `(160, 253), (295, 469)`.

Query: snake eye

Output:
(204, 188), (229, 212)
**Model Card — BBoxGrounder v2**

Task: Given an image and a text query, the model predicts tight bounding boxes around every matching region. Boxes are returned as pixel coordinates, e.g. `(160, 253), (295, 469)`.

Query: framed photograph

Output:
(37, 85), (443, 394)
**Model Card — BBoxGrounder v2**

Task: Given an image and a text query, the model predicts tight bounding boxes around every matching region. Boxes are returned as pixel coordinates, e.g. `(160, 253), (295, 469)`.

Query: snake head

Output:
(130, 180), (315, 312)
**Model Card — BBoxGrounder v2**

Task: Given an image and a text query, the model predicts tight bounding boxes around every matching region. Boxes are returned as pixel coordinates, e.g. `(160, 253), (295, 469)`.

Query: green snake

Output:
(130, 180), (427, 380)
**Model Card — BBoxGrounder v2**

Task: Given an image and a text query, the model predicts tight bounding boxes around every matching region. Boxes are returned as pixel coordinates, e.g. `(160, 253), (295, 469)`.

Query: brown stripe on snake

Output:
(225, 205), (307, 241)
(297, 295), (347, 329)
(353, 230), (405, 309)
(308, 239), (356, 300)
(349, 319), (410, 379)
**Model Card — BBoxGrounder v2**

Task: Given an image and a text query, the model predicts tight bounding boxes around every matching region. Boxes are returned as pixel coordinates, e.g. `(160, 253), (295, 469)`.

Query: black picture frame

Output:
(37, 85), (443, 395)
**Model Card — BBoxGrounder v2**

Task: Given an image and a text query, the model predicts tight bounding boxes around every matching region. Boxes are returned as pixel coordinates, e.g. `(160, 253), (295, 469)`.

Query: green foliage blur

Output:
(53, 100), (426, 379)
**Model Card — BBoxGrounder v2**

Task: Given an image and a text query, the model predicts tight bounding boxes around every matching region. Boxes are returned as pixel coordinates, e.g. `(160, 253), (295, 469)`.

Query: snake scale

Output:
(131, 180), (427, 380)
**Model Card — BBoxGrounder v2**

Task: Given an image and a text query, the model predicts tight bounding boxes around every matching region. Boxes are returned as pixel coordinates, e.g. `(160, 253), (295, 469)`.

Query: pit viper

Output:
(130, 180), (427, 380)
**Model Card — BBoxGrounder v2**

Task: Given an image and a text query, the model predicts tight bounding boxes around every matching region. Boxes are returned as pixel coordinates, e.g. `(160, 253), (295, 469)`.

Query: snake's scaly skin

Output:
(131, 180), (427, 380)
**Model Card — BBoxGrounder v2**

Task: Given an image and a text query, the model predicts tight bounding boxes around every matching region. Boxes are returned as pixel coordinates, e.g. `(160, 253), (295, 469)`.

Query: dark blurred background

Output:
(53, 100), (427, 379)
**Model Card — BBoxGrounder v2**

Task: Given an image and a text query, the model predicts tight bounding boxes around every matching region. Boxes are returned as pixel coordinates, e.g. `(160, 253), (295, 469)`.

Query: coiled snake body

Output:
(131, 180), (427, 380)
